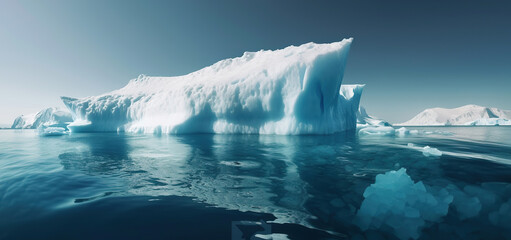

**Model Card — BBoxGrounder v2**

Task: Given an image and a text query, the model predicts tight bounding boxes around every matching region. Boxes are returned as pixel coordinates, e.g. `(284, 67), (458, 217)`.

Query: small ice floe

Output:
(253, 233), (290, 240)
(38, 126), (69, 136)
(395, 127), (409, 136)
(422, 146), (442, 157)
(407, 143), (442, 157)
(358, 126), (395, 136)
(358, 126), (452, 137)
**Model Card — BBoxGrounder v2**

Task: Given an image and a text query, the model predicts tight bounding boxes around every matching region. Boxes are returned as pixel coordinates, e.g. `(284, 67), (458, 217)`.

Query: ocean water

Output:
(1, 127), (511, 240)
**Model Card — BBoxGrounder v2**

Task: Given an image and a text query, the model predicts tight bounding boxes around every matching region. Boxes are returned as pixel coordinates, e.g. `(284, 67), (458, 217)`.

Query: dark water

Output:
(1, 127), (511, 240)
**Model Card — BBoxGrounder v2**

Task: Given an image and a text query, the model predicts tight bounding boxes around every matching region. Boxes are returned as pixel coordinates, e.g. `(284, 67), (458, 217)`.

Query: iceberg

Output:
(62, 38), (365, 135)
(396, 105), (511, 126)
(356, 106), (391, 128)
(11, 107), (73, 129)
(356, 106), (395, 136)
(465, 118), (511, 126)
(11, 113), (37, 129)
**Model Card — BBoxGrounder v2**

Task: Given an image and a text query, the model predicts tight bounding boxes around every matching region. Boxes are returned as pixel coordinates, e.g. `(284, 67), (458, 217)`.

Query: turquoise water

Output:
(1, 127), (511, 239)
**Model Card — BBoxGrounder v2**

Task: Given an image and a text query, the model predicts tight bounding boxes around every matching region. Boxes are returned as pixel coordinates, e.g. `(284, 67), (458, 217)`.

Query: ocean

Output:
(1, 127), (510, 240)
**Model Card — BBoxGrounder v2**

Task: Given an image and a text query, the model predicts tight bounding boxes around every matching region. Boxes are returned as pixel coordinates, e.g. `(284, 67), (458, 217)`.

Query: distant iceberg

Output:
(356, 106), (391, 128)
(356, 106), (395, 136)
(396, 105), (511, 126)
(465, 118), (511, 126)
(11, 107), (73, 129)
(62, 38), (365, 135)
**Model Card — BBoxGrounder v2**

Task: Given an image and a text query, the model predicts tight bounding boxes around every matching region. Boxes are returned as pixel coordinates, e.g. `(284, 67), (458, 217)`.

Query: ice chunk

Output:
(356, 106), (391, 128)
(355, 168), (453, 240)
(422, 146), (442, 157)
(253, 233), (290, 240)
(66, 119), (94, 132)
(358, 126), (395, 136)
(409, 129), (419, 135)
(11, 107), (73, 129)
(62, 39), (364, 135)
(356, 107), (396, 137)
(38, 126), (68, 136)
(407, 144), (443, 157)
(395, 127), (409, 136)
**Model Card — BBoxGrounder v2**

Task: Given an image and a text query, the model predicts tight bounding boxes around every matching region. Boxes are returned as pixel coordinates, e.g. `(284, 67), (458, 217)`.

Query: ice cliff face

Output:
(11, 107), (73, 129)
(62, 38), (365, 134)
(397, 105), (511, 126)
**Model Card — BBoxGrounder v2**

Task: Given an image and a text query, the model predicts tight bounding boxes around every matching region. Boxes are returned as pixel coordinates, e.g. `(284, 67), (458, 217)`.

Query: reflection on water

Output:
(1, 127), (511, 239)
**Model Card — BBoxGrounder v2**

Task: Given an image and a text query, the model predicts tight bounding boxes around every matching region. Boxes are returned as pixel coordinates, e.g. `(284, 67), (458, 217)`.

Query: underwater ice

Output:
(355, 168), (453, 240)
(62, 39), (365, 135)
(355, 169), (511, 239)
(11, 107), (72, 129)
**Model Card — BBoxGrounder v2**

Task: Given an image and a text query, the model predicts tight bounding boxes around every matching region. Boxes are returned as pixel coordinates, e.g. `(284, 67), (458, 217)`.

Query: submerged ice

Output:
(62, 39), (364, 134)
(355, 168), (453, 240)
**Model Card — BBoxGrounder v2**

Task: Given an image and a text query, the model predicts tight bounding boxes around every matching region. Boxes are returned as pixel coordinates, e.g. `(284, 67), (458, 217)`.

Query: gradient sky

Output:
(1, 0), (510, 125)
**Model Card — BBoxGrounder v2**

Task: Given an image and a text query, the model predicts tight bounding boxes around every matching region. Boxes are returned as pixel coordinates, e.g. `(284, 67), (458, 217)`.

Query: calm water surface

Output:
(1, 127), (511, 239)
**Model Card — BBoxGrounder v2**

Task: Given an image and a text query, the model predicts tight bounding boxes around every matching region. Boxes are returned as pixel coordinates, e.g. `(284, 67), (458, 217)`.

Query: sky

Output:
(1, 0), (510, 125)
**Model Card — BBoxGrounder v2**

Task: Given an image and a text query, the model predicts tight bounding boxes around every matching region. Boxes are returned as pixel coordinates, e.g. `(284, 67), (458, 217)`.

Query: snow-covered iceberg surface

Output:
(11, 107), (73, 129)
(397, 105), (511, 126)
(62, 38), (365, 134)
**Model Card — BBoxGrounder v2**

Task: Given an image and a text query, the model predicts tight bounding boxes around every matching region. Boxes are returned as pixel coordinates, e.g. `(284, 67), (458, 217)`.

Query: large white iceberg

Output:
(62, 38), (365, 134)
(11, 107), (73, 129)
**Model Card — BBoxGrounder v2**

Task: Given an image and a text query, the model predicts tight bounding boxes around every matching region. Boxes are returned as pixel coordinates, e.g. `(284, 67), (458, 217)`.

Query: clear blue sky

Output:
(1, 0), (510, 124)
